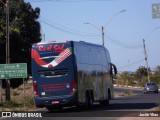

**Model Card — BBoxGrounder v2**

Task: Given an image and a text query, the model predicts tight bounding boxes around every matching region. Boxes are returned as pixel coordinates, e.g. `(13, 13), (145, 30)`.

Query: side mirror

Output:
(110, 63), (117, 75)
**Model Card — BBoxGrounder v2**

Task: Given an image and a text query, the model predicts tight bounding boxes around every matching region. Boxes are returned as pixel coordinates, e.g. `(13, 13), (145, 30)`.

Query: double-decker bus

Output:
(31, 40), (117, 111)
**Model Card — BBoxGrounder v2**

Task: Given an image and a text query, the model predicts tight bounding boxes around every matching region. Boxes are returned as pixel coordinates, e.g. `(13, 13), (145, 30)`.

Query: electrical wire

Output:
(41, 16), (99, 35)
(25, 0), (142, 49)
(104, 33), (143, 49)
(40, 18), (143, 49)
(41, 19), (101, 36)
(39, 16), (143, 49)
(118, 59), (144, 70)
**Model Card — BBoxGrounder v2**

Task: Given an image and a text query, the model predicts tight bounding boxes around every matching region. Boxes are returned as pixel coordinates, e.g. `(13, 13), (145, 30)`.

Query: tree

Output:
(155, 66), (160, 72)
(116, 71), (130, 86)
(151, 66), (160, 85)
(0, 0), (41, 87)
(134, 66), (149, 84)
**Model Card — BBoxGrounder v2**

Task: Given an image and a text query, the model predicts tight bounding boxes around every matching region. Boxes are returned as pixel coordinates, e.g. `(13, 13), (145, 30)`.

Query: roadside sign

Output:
(0, 63), (27, 79)
(152, 3), (160, 19)
(0, 80), (2, 103)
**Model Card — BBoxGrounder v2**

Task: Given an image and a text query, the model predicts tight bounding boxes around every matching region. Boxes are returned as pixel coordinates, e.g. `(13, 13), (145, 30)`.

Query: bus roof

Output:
(33, 40), (102, 47)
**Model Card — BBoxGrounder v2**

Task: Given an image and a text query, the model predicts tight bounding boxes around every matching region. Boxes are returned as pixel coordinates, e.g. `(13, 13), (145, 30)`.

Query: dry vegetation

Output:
(0, 82), (35, 111)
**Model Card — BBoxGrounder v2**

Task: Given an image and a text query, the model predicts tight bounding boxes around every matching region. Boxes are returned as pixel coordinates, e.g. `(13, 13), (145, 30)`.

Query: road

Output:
(39, 87), (160, 117)
(114, 86), (160, 103)
(114, 86), (143, 95)
(1, 87), (160, 119)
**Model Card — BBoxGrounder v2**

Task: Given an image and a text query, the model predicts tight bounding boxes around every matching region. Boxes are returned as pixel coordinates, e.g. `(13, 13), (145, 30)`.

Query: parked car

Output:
(143, 82), (159, 94)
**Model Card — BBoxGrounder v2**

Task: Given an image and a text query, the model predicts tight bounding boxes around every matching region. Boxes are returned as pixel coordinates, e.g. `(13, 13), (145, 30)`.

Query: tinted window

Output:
(147, 83), (156, 86)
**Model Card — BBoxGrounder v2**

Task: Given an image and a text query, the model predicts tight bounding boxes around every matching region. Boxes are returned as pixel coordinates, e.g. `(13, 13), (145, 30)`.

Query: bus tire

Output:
(100, 89), (110, 106)
(89, 90), (94, 105)
(85, 90), (93, 108)
(108, 89), (111, 100)
(100, 99), (109, 106)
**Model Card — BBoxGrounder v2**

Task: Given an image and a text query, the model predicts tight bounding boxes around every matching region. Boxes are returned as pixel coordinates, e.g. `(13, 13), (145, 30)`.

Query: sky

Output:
(25, 0), (160, 72)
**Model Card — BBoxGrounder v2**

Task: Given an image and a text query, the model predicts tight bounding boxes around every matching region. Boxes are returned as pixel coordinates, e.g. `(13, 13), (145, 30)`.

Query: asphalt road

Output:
(1, 87), (160, 119)
(114, 86), (143, 95)
(38, 87), (160, 117)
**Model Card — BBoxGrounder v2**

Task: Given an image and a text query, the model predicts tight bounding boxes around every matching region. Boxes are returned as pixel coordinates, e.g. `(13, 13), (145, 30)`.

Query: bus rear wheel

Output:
(85, 90), (94, 108)
(100, 90), (111, 106)
(100, 99), (109, 106)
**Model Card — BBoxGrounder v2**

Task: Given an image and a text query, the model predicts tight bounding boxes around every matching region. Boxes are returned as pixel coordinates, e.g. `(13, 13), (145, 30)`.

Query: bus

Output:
(31, 40), (117, 111)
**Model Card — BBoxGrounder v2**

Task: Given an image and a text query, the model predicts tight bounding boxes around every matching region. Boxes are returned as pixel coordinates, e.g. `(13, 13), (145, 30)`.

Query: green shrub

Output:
(1, 100), (19, 108)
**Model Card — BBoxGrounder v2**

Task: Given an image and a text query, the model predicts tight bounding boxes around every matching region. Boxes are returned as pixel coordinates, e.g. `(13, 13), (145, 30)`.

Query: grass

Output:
(22, 95), (35, 108)
(0, 83), (35, 111)
(115, 90), (133, 97)
(154, 103), (160, 111)
(1, 100), (19, 108)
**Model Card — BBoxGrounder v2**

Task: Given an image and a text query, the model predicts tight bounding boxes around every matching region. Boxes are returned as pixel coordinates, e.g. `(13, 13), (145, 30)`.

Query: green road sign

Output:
(0, 63), (27, 79)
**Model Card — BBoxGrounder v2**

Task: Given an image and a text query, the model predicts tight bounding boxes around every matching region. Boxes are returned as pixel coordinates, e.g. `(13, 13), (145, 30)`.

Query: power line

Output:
(41, 19), (100, 36)
(118, 59), (144, 70)
(41, 16), (99, 36)
(104, 33), (143, 49)
(25, 0), (142, 49)
(40, 18), (143, 49)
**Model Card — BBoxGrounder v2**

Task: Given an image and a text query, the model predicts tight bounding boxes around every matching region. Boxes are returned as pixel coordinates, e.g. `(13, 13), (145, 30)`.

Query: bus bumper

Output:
(34, 94), (77, 108)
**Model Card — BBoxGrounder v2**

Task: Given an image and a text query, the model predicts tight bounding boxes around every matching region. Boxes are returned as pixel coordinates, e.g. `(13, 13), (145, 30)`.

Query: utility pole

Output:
(101, 26), (104, 47)
(143, 39), (150, 83)
(6, 0), (10, 101)
(127, 60), (130, 86)
(84, 10), (126, 47)
(43, 34), (45, 42)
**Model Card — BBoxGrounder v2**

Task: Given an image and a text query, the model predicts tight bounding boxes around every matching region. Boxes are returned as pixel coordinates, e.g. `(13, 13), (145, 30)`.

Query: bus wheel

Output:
(85, 90), (93, 108)
(108, 89), (111, 100)
(100, 90), (110, 106)
(90, 90), (94, 103)
(100, 100), (109, 106)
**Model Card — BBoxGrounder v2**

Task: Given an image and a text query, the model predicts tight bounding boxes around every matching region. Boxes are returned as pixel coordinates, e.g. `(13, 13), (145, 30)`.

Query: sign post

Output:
(0, 79), (2, 103)
(0, 63), (27, 103)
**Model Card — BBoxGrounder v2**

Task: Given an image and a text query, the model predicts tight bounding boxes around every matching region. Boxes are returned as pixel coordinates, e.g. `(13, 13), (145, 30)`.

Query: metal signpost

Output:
(152, 3), (160, 19)
(0, 80), (2, 103)
(0, 63), (27, 105)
